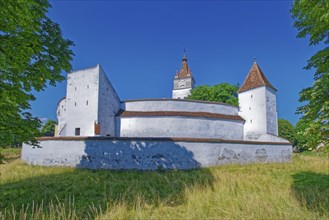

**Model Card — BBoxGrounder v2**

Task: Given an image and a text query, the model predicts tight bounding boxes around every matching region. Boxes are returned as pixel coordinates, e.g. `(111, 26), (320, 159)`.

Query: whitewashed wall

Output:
(117, 117), (244, 140)
(21, 138), (292, 170)
(98, 66), (120, 137)
(122, 99), (239, 115)
(65, 66), (100, 136)
(265, 87), (278, 135)
(56, 98), (67, 136)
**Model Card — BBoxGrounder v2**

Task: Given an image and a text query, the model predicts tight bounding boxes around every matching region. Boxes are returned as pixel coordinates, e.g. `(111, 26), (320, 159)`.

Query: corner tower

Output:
(238, 61), (278, 140)
(172, 50), (196, 99)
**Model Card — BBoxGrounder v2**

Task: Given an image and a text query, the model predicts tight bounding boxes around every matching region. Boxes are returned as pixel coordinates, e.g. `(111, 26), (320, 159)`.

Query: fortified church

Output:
(22, 51), (291, 170)
(55, 52), (287, 143)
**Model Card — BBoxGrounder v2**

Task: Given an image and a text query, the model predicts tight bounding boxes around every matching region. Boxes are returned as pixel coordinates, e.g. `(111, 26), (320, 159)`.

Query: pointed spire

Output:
(179, 49), (191, 78)
(238, 61), (277, 93)
(182, 49), (187, 61)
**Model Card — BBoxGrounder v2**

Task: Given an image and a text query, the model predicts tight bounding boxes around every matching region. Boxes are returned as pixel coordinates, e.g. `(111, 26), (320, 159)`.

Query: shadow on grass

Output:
(292, 172), (329, 215)
(0, 167), (214, 218)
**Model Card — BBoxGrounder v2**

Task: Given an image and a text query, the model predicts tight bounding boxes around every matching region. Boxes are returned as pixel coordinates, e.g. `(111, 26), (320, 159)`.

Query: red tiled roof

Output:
(177, 50), (193, 78)
(238, 62), (277, 93)
(116, 110), (244, 121)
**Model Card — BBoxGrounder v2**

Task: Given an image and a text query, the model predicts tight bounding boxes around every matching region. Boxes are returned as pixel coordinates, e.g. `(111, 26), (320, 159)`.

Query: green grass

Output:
(0, 148), (328, 219)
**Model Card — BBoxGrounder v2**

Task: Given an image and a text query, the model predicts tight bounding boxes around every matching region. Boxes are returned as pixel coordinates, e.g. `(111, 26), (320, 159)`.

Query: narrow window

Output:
(251, 94), (253, 98)
(75, 102), (77, 106)
(75, 128), (80, 136)
(267, 96), (269, 102)
(86, 100), (88, 105)
(75, 87), (77, 91)
(250, 119), (253, 123)
(87, 85), (89, 89)
(249, 107), (251, 110)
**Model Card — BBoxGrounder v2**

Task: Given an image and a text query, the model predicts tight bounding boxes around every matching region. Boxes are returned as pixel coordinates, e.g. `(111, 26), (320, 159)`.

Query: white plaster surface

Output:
(22, 139), (292, 170)
(172, 88), (192, 99)
(117, 117), (244, 140)
(122, 99), (238, 115)
(238, 86), (278, 139)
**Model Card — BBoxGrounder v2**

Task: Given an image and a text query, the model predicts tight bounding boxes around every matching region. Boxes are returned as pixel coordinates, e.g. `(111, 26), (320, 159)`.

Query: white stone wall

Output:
(265, 87), (278, 135)
(117, 117), (244, 140)
(122, 99), (239, 115)
(97, 66), (120, 137)
(64, 66), (100, 136)
(56, 98), (67, 136)
(21, 138), (292, 170)
(172, 88), (192, 99)
(238, 86), (279, 139)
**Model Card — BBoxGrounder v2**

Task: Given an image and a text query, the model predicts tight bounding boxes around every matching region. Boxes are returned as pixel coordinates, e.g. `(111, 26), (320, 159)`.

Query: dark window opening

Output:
(86, 100), (88, 105)
(75, 102), (77, 106)
(75, 128), (80, 136)
(87, 85), (89, 89)
(251, 94), (253, 98)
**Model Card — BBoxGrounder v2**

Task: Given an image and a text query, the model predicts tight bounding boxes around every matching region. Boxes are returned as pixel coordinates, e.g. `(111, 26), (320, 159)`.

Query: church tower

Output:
(238, 61), (278, 140)
(172, 50), (196, 99)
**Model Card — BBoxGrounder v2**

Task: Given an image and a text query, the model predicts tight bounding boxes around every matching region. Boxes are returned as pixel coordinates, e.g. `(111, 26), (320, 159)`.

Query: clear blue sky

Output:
(31, 0), (317, 125)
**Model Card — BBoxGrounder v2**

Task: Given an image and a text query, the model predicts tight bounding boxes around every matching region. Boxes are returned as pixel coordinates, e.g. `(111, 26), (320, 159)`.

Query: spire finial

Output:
(253, 57), (257, 64)
(183, 49), (187, 61)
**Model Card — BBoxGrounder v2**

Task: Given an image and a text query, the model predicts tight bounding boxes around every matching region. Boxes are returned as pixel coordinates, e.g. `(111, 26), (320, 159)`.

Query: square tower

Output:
(172, 51), (196, 99)
(238, 61), (278, 139)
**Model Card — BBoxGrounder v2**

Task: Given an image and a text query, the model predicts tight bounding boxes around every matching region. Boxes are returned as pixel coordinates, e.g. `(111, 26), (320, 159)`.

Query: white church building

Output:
(21, 52), (291, 170)
(55, 52), (286, 143)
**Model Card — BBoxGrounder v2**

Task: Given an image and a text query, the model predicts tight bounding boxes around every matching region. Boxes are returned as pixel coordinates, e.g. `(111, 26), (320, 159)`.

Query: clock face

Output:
(179, 81), (185, 88)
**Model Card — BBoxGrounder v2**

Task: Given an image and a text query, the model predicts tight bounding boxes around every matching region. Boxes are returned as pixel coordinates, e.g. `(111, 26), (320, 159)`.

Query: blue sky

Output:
(31, 0), (317, 125)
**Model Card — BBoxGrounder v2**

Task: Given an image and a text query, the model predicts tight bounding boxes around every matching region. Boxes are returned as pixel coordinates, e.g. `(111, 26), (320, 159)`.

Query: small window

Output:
(87, 85), (89, 89)
(75, 128), (80, 136)
(267, 96), (269, 102)
(249, 107), (251, 110)
(75, 102), (77, 106)
(251, 94), (253, 98)
(250, 119), (253, 123)
(86, 100), (88, 105)
(75, 87), (77, 91)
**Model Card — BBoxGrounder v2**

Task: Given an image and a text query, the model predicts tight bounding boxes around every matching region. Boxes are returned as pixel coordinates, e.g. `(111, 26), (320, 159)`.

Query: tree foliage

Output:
(278, 119), (296, 145)
(295, 119), (322, 150)
(0, 0), (74, 147)
(41, 120), (57, 136)
(291, 0), (329, 146)
(186, 83), (239, 106)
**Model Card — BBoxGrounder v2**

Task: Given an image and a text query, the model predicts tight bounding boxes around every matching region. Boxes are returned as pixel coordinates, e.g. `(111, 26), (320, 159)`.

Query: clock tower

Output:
(172, 50), (196, 99)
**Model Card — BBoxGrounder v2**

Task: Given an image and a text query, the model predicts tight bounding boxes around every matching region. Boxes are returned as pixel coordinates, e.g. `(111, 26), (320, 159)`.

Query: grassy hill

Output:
(0, 148), (328, 219)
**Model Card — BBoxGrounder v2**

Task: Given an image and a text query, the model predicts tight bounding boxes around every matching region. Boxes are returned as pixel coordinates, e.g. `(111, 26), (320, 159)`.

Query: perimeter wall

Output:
(21, 137), (292, 170)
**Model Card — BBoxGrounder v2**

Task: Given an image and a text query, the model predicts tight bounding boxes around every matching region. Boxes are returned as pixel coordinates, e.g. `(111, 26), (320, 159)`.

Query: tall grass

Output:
(0, 148), (328, 219)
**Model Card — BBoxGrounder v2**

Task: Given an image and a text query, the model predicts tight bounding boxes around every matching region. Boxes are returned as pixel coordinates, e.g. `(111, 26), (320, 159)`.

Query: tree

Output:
(41, 120), (57, 136)
(187, 83), (239, 106)
(278, 119), (296, 145)
(0, 0), (74, 147)
(295, 119), (322, 150)
(291, 0), (329, 147)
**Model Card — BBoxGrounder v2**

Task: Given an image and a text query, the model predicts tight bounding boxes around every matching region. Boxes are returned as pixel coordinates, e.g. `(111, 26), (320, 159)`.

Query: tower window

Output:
(249, 107), (251, 110)
(75, 128), (80, 136)
(75, 87), (77, 91)
(75, 102), (77, 106)
(86, 100), (88, 105)
(87, 85), (89, 89)
(250, 94), (253, 98)
(250, 119), (253, 123)
(267, 96), (269, 102)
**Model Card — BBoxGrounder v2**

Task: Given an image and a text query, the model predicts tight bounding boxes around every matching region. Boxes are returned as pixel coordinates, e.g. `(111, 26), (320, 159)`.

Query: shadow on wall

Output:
(0, 166), (214, 218)
(78, 139), (202, 170)
(292, 172), (329, 215)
